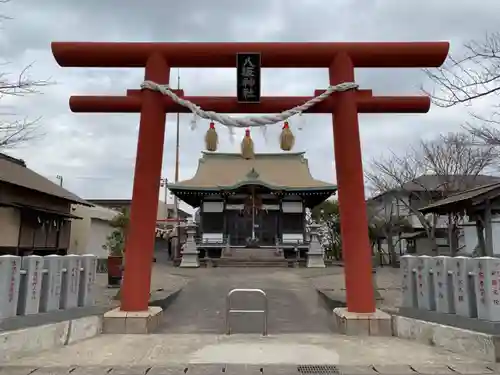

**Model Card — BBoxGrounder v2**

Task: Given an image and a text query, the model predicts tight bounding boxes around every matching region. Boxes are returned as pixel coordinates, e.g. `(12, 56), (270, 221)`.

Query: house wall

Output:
(375, 193), (449, 230)
(370, 192), (454, 260)
(373, 235), (451, 265)
(0, 184), (74, 254)
(69, 204), (118, 259)
(157, 201), (170, 220)
(462, 223), (477, 256)
(460, 215), (500, 256)
(0, 207), (20, 247)
(69, 206), (91, 255)
(415, 236), (449, 255)
(86, 219), (114, 258)
(369, 196), (409, 257)
(91, 200), (190, 221)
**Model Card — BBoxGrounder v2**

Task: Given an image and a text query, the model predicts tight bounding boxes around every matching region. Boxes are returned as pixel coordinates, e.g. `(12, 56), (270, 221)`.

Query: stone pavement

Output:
(307, 267), (402, 312)
(92, 263), (192, 308)
(0, 363), (499, 375)
(1, 266), (495, 372)
(3, 333), (493, 368)
(159, 268), (333, 334)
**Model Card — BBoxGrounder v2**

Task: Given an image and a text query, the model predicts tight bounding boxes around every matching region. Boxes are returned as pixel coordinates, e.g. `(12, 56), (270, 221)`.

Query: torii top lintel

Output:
(51, 41), (449, 68)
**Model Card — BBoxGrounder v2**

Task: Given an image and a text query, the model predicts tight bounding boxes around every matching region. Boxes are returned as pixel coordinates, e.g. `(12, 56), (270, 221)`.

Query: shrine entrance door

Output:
(226, 210), (277, 247)
(227, 211), (252, 246)
(255, 210), (277, 246)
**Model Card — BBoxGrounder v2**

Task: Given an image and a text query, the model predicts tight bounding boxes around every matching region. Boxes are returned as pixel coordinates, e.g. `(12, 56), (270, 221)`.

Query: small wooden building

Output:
(168, 152), (337, 258)
(419, 182), (500, 256)
(0, 153), (89, 256)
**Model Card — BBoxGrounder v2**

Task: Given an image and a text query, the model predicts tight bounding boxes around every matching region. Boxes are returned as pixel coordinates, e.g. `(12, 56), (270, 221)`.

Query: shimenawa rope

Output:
(140, 80), (358, 129)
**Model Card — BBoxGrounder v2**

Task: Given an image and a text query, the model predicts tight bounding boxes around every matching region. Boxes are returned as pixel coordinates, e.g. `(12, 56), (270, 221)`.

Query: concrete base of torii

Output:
(332, 307), (392, 336)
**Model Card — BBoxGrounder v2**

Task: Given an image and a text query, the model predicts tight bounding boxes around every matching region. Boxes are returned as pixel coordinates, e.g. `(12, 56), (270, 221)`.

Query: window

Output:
(201, 212), (224, 232)
(281, 212), (304, 233)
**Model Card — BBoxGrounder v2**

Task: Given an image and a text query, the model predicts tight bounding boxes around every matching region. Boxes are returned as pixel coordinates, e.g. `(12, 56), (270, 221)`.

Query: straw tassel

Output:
(280, 121), (295, 151)
(241, 128), (255, 159)
(205, 121), (218, 151)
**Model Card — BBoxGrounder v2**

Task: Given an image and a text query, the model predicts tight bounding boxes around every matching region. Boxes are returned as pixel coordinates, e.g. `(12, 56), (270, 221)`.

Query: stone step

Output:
(212, 258), (291, 267)
(215, 261), (290, 268)
(173, 258), (338, 268)
(224, 247), (284, 260)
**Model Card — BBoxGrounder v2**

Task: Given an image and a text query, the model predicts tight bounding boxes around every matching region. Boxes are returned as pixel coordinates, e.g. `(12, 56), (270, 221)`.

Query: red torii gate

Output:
(51, 41), (449, 314)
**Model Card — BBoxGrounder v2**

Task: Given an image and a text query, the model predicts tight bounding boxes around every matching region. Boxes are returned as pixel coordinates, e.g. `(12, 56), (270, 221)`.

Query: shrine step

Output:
(211, 258), (291, 268)
(224, 247), (284, 260)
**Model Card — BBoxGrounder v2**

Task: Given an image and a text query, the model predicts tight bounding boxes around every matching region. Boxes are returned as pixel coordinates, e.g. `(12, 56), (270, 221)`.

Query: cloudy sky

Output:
(1, 0), (499, 213)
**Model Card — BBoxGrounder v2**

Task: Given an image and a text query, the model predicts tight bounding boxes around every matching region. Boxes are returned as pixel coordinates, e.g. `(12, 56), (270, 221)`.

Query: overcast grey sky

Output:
(1, 0), (499, 213)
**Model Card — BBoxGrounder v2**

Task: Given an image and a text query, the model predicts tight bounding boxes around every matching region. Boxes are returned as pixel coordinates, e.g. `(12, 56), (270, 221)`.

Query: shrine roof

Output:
(168, 152), (337, 192)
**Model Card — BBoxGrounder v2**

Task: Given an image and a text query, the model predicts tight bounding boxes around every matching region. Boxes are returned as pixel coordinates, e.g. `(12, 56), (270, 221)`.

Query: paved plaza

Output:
(1, 266), (496, 373)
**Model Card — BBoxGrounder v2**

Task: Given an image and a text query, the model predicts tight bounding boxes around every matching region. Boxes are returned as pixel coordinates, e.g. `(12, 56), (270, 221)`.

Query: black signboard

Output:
(237, 53), (261, 103)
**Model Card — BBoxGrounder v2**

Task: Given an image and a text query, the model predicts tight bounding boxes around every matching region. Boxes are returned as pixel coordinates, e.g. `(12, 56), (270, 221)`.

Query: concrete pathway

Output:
(4, 333), (491, 367)
(159, 268), (332, 334)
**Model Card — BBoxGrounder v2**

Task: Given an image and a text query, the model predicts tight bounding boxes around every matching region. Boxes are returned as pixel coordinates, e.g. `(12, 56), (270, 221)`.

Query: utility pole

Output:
(174, 68), (180, 215)
(159, 178), (168, 219)
(173, 69), (181, 259)
(56, 175), (63, 187)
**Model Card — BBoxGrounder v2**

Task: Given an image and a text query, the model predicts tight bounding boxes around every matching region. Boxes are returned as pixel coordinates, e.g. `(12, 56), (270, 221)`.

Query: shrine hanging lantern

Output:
(205, 121), (218, 152)
(279, 120), (295, 151)
(241, 128), (255, 159)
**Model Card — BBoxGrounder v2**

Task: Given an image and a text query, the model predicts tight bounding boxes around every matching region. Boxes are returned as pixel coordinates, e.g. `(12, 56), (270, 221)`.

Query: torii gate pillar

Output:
(121, 54), (170, 311)
(330, 53), (374, 313)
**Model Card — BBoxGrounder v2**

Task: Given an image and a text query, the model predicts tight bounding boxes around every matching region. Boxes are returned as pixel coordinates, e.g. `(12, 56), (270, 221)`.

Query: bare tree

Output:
(367, 199), (412, 267)
(366, 132), (498, 255)
(465, 122), (500, 147)
(424, 33), (500, 145)
(0, 2), (51, 150)
(424, 32), (500, 109)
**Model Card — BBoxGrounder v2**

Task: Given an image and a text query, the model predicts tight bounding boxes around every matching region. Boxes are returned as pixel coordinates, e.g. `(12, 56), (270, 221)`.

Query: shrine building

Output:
(168, 152), (337, 258)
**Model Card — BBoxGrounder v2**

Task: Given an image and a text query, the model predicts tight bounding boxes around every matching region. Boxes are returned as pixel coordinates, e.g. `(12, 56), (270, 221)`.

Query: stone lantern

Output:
(307, 222), (326, 268)
(180, 219), (200, 268)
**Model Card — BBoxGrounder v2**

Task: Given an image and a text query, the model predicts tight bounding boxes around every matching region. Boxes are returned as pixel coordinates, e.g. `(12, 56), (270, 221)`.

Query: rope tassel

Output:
(280, 121), (295, 151)
(241, 129), (255, 159)
(205, 121), (218, 151)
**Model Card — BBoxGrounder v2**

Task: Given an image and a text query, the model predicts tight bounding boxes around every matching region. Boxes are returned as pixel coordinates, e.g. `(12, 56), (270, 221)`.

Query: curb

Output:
(317, 288), (498, 362)
(316, 289), (348, 310)
(0, 287), (184, 363)
(392, 315), (500, 363)
(149, 288), (183, 311)
(0, 314), (102, 363)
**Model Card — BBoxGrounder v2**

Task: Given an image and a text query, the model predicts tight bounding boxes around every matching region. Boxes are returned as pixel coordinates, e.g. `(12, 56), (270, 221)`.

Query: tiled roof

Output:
(86, 199), (190, 217)
(419, 182), (500, 214)
(401, 174), (500, 192)
(0, 153), (88, 205)
(369, 174), (500, 202)
(168, 152), (337, 191)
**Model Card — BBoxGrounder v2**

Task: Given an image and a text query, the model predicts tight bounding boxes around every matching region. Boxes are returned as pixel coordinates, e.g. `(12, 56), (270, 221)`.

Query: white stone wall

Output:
(401, 255), (500, 321)
(0, 254), (98, 319)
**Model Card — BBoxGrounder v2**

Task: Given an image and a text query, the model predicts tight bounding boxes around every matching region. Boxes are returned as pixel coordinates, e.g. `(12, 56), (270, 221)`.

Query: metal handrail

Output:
(225, 288), (268, 336)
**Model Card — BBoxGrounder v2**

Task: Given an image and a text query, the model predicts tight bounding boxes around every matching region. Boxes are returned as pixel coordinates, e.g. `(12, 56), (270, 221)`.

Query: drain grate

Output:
(297, 365), (340, 375)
